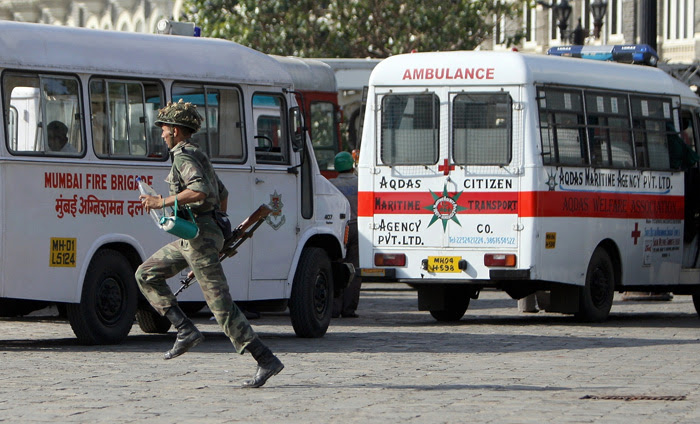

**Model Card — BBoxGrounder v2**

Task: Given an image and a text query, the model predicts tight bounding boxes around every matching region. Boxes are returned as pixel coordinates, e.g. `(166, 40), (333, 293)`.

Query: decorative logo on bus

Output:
(425, 185), (467, 231)
(546, 171), (557, 191)
(266, 190), (286, 230)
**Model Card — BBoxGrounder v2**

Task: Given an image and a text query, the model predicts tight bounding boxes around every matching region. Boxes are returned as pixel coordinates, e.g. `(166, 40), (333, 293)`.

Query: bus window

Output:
(538, 87), (587, 166)
(253, 93), (289, 164)
(585, 91), (633, 168)
(310, 101), (337, 171)
(631, 96), (672, 169)
(452, 92), (512, 166)
(90, 78), (164, 159)
(172, 84), (245, 163)
(3, 73), (84, 156)
(380, 93), (439, 166)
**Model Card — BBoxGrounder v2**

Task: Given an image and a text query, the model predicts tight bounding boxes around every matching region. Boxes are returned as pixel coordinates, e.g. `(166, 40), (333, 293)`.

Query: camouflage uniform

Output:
(136, 100), (282, 388)
(135, 140), (256, 354)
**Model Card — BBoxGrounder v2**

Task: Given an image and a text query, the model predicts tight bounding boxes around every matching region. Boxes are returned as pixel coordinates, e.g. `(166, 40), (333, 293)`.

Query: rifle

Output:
(174, 204), (273, 296)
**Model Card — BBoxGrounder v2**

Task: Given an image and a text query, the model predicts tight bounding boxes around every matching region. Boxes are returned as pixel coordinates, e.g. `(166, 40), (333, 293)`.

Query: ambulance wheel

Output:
(135, 306), (171, 334)
(576, 248), (615, 322)
(429, 288), (471, 322)
(290, 247), (333, 338)
(67, 249), (138, 345)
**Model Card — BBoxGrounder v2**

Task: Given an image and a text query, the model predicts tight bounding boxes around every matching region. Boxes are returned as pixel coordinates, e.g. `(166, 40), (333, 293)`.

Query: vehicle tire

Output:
(576, 247), (615, 322)
(693, 293), (700, 317)
(289, 247), (333, 338)
(67, 249), (138, 345)
(135, 306), (171, 333)
(429, 289), (470, 322)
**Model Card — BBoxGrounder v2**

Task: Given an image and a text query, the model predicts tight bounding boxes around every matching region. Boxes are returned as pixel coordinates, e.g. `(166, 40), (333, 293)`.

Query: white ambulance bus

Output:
(0, 21), (351, 344)
(358, 47), (700, 322)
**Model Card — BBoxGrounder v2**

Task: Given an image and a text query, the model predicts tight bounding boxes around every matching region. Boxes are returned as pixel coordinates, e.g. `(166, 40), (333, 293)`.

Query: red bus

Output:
(272, 56), (342, 178)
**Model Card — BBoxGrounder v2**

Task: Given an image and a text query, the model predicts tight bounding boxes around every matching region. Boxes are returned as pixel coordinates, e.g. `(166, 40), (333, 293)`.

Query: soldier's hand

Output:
(139, 194), (163, 212)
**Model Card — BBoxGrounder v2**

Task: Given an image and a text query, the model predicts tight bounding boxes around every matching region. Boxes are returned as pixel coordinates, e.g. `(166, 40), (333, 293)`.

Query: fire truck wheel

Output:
(136, 306), (171, 333)
(290, 247), (333, 338)
(67, 249), (138, 345)
(576, 247), (615, 322)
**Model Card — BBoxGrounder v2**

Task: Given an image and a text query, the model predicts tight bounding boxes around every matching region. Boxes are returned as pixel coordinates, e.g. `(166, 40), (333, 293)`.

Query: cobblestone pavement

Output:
(1, 284), (699, 423)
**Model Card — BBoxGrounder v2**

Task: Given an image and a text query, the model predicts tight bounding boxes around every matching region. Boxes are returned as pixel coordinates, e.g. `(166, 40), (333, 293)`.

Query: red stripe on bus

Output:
(358, 190), (684, 220)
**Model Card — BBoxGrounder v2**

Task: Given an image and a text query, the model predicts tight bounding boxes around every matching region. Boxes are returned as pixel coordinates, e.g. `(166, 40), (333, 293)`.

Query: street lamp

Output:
(554, 0), (572, 40)
(538, 0), (573, 41)
(590, 0), (608, 39)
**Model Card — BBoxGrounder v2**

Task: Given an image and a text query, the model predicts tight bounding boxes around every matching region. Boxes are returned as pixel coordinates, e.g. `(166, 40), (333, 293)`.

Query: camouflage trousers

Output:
(135, 217), (256, 354)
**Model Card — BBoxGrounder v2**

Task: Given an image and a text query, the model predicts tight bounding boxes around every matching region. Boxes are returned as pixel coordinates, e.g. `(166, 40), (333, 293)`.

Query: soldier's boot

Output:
(241, 337), (284, 388)
(163, 304), (204, 360)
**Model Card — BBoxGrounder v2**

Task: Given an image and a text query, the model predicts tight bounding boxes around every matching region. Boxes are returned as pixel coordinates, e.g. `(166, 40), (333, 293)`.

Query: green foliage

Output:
(183, 0), (523, 57)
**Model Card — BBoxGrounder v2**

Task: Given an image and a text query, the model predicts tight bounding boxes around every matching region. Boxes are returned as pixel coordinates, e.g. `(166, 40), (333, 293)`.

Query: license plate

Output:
(427, 256), (461, 273)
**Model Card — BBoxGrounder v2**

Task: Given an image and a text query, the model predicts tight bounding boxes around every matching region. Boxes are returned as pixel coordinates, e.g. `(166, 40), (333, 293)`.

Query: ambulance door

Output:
(368, 90), (444, 271)
(445, 89), (521, 266)
(250, 92), (299, 282)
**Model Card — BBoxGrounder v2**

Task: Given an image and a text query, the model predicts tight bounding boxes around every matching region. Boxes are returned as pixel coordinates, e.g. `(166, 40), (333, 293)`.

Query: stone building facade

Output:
(490, 0), (698, 65)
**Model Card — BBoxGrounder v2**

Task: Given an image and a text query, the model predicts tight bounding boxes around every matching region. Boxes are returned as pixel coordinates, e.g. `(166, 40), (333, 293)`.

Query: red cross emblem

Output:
(438, 158), (454, 176)
(631, 222), (641, 245)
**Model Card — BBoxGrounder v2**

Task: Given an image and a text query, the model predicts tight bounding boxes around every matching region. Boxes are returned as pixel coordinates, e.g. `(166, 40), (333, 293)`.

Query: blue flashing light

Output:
(194, 27), (201, 37)
(547, 44), (659, 67)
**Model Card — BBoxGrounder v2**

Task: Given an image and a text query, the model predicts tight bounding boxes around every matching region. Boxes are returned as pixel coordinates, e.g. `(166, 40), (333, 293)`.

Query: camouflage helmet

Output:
(155, 99), (203, 133)
(334, 151), (354, 172)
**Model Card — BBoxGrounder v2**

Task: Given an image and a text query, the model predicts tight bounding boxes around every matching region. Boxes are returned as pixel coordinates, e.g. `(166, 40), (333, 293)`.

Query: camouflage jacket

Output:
(166, 140), (228, 214)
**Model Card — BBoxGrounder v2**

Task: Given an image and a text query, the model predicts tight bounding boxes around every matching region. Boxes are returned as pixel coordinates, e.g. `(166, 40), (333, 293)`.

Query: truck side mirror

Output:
(289, 106), (305, 152)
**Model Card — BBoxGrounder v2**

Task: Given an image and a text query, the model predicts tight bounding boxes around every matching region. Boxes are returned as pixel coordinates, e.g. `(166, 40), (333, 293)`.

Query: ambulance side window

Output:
(630, 96), (672, 170)
(538, 87), (587, 166)
(585, 91), (633, 168)
(681, 110), (698, 153)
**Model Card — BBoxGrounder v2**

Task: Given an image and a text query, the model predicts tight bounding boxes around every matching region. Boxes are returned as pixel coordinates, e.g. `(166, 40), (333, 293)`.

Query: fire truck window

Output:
(253, 93), (289, 165)
(4, 72), (84, 157)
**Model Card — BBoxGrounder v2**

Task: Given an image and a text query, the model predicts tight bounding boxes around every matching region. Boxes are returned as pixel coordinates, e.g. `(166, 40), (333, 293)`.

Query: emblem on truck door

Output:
(266, 190), (286, 230)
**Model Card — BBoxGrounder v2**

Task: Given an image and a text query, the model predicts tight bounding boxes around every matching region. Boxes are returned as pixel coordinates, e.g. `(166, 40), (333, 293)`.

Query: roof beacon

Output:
(156, 19), (201, 37)
(547, 44), (658, 67)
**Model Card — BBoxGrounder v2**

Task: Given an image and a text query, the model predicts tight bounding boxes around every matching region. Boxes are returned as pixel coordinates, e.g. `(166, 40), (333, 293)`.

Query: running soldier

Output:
(136, 100), (283, 388)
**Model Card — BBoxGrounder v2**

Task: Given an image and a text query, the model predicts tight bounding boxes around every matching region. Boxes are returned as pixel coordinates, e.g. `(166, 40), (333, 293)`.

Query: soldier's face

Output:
(161, 125), (176, 149)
